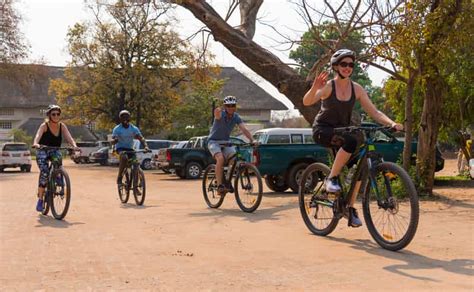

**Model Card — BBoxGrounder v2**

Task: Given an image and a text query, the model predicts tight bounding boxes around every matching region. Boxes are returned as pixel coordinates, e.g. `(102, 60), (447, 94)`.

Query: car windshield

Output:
(3, 144), (28, 151)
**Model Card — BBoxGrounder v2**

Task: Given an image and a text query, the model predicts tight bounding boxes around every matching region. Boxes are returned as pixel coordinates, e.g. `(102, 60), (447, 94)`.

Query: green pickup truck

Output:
(253, 125), (445, 193)
(158, 136), (246, 179)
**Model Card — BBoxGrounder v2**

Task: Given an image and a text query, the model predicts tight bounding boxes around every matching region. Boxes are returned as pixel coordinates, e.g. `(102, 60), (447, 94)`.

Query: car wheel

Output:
(186, 162), (202, 179)
(265, 175), (289, 192)
(26, 165), (31, 172)
(141, 159), (152, 170)
(0, 167), (4, 172)
(288, 163), (309, 193)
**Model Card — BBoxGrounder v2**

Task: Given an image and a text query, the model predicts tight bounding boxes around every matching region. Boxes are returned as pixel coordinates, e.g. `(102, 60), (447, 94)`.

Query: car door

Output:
(372, 129), (403, 163)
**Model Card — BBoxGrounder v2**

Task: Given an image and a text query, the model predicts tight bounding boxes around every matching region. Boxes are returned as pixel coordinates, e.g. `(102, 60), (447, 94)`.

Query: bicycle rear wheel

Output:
(298, 163), (339, 236)
(133, 168), (146, 206)
(50, 168), (71, 220)
(362, 162), (419, 251)
(202, 164), (225, 208)
(234, 164), (263, 213)
(118, 168), (131, 203)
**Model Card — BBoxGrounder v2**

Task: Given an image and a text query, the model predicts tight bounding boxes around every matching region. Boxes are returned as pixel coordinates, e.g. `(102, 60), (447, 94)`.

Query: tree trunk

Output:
(416, 75), (443, 195)
(402, 70), (416, 171)
(175, 0), (318, 123)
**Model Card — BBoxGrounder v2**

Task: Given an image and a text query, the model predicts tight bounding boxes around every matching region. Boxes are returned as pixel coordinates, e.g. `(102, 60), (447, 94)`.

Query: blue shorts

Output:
(207, 140), (236, 159)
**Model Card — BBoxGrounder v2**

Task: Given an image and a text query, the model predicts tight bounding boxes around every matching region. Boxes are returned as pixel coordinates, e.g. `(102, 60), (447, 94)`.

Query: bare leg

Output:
(214, 153), (225, 186)
(38, 186), (45, 200)
(329, 148), (352, 178)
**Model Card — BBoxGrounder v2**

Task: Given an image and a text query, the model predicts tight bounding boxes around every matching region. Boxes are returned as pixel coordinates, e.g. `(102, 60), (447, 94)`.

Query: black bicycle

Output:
(298, 126), (419, 251)
(116, 149), (149, 206)
(36, 146), (72, 220)
(202, 143), (263, 213)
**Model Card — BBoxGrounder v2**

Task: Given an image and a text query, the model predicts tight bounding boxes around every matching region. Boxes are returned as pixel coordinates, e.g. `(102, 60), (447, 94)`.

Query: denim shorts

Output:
(207, 140), (236, 159)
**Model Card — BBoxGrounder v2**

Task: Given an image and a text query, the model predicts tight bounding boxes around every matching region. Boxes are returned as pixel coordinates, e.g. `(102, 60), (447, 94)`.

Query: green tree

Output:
(168, 69), (224, 140)
(49, 0), (198, 135)
(10, 128), (33, 146)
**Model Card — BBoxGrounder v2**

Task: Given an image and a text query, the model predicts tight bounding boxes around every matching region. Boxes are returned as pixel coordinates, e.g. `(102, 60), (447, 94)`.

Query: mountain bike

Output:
(116, 149), (150, 206)
(37, 146), (73, 220)
(202, 143), (263, 213)
(298, 126), (419, 251)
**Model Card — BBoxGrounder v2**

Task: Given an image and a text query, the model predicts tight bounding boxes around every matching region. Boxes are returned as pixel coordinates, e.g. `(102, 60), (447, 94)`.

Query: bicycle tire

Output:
(202, 164), (225, 208)
(118, 168), (131, 203)
(133, 168), (146, 206)
(362, 162), (419, 251)
(234, 164), (263, 213)
(50, 168), (71, 220)
(298, 163), (339, 236)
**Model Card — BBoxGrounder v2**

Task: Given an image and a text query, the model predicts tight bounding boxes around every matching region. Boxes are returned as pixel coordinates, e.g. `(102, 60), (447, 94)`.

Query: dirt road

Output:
(1, 159), (472, 290)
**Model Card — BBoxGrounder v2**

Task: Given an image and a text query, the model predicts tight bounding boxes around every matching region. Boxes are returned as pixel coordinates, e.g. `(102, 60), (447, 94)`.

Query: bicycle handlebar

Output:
(117, 149), (152, 154)
(333, 125), (397, 134)
(33, 145), (76, 151)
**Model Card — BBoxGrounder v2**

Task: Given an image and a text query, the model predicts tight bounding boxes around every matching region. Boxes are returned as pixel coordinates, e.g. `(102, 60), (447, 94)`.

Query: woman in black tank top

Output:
(32, 105), (78, 213)
(302, 49), (403, 227)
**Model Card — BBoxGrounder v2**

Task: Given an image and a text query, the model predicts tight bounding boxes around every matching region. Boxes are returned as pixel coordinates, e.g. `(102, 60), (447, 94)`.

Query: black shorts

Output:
(312, 126), (358, 154)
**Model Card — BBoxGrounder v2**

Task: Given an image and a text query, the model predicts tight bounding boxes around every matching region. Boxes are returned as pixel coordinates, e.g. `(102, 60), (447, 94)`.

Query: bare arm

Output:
(303, 72), (331, 106)
(238, 123), (254, 142)
(33, 123), (47, 147)
(357, 84), (403, 130)
(61, 124), (78, 148)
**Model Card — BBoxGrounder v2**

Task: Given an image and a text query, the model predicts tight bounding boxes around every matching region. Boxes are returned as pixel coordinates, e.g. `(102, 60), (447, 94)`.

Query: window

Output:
(374, 130), (393, 143)
(3, 144), (28, 151)
(0, 108), (14, 116)
(267, 135), (290, 144)
(253, 133), (267, 144)
(291, 134), (303, 144)
(304, 135), (314, 144)
(0, 121), (12, 129)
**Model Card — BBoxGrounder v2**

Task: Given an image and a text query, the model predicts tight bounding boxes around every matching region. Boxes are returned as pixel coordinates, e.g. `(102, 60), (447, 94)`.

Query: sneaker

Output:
(36, 199), (44, 212)
(348, 207), (362, 227)
(217, 184), (226, 196)
(325, 176), (341, 193)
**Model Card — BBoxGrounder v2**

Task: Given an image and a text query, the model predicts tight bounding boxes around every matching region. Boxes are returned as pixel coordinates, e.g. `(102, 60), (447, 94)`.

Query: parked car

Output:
(158, 136), (246, 179)
(89, 146), (110, 165)
(0, 142), (32, 172)
(152, 141), (186, 172)
(108, 139), (175, 170)
(254, 123), (445, 193)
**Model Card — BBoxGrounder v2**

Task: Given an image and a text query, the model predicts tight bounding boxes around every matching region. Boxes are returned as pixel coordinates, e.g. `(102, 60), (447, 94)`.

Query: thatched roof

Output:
(0, 65), (288, 111)
(20, 118), (98, 142)
(0, 65), (64, 108)
(218, 67), (287, 110)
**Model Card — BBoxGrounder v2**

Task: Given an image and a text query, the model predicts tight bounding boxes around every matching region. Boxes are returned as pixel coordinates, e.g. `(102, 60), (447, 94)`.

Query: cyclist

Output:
(303, 49), (403, 227)
(111, 110), (149, 187)
(32, 104), (78, 212)
(207, 96), (255, 195)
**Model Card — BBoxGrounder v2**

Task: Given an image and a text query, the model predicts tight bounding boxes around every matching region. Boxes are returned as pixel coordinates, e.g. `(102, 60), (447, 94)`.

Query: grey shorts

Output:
(207, 140), (236, 159)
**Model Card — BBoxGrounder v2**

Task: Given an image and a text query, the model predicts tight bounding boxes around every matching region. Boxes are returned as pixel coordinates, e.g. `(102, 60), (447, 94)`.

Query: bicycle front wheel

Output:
(234, 164), (263, 213)
(50, 168), (71, 220)
(133, 168), (146, 206)
(298, 163), (339, 236)
(118, 168), (131, 203)
(362, 162), (419, 251)
(202, 164), (225, 208)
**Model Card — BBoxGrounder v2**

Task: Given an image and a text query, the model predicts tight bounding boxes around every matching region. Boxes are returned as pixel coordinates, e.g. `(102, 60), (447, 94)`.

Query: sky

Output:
(16, 0), (390, 114)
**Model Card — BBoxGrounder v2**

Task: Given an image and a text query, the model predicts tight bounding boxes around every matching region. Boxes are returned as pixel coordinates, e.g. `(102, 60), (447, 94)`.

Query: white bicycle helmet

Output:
(223, 95), (237, 105)
(330, 49), (356, 65)
(46, 104), (61, 114)
(119, 110), (131, 118)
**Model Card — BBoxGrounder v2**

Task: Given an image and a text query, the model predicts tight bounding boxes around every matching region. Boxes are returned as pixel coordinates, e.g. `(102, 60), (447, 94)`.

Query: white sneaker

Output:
(325, 177), (341, 193)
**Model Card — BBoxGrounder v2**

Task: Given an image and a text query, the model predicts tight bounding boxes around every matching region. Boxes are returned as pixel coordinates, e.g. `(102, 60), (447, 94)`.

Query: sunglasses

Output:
(339, 61), (354, 68)
(50, 112), (61, 117)
(225, 104), (236, 108)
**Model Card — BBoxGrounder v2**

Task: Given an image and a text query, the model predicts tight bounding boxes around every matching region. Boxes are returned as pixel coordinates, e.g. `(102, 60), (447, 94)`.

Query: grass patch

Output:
(435, 175), (470, 181)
